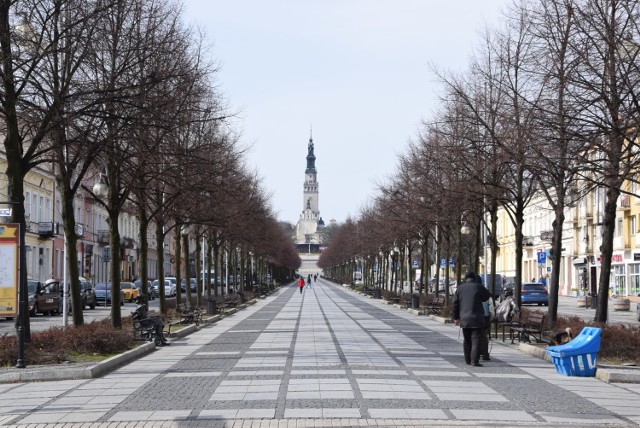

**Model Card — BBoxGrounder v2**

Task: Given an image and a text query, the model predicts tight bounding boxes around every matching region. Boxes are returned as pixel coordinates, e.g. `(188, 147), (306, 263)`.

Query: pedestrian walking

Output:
(298, 276), (305, 293)
(307, 274), (312, 289)
(452, 271), (492, 367)
(313, 274), (317, 283)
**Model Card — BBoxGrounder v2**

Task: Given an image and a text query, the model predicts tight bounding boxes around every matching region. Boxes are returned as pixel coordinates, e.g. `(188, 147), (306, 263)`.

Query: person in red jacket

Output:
(297, 276), (305, 294)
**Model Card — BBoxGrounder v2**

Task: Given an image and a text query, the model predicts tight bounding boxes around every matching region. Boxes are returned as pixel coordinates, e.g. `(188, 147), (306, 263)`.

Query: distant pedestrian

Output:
(298, 277), (305, 294)
(452, 271), (492, 367)
(314, 274), (317, 283)
(307, 274), (312, 288)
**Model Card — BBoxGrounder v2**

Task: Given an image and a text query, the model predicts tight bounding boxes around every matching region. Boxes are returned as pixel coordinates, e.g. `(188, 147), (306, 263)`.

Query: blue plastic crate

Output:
(549, 352), (598, 376)
(546, 327), (601, 377)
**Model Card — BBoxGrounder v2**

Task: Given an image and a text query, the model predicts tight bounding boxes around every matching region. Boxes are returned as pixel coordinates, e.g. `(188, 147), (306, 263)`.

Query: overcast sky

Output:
(182, 1), (509, 225)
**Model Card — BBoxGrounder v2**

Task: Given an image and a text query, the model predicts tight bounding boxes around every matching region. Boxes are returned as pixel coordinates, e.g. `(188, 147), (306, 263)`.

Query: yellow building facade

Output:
(492, 184), (640, 298)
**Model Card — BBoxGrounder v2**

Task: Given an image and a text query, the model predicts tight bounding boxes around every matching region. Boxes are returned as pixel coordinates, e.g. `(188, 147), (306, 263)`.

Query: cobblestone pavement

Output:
(1, 280), (639, 427)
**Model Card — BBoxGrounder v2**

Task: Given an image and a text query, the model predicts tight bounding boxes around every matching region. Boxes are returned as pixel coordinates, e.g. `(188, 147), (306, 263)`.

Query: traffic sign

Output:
(0, 208), (11, 217)
(537, 251), (547, 264)
(412, 260), (419, 268)
(440, 257), (455, 267)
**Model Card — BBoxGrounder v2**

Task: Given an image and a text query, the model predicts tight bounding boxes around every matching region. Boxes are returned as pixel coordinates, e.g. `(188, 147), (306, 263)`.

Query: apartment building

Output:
(1, 153), (165, 284)
(493, 185), (640, 298)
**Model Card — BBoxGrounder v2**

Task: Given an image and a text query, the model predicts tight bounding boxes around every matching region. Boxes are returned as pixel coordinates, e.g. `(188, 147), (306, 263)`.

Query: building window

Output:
(32, 194), (38, 222)
(617, 218), (623, 237)
(25, 192), (30, 217)
(631, 215), (637, 235)
(629, 264), (640, 296)
(611, 264), (626, 296)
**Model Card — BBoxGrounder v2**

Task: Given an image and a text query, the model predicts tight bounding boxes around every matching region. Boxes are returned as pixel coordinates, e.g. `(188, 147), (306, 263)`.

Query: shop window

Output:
(611, 264), (626, 296)
(629, 264), (640, 296)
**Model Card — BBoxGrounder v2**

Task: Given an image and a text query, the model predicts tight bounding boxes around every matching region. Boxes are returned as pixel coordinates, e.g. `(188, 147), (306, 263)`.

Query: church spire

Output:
(306, 130), (316, 173)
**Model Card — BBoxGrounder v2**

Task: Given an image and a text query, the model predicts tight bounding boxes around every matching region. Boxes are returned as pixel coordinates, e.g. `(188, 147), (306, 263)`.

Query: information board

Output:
(0, 224), (19, 317)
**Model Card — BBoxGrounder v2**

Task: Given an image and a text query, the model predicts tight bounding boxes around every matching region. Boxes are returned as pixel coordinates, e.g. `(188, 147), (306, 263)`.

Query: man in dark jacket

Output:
(452, 271), (492, 367)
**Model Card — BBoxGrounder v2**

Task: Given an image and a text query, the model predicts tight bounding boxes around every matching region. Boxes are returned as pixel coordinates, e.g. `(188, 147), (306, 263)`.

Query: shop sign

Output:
(597, 254), (625, 263)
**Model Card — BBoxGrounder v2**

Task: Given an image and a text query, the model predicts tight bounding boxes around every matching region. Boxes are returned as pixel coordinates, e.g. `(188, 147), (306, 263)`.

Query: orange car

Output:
(120, 282), (140, 302)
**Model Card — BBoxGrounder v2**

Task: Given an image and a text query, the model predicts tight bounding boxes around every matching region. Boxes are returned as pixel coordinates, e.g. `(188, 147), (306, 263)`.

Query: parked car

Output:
(180, 278), (197, 293)
(28, 279), (61, 316)
(94, 283), (125, 306)
(165, 277), (178, 296)
(44, 277), (96, 311)
(521, 282), (549, 306)
(134, 279), (156, 299)
(120, 282), (140, 302)
(152, 279), (175, 297)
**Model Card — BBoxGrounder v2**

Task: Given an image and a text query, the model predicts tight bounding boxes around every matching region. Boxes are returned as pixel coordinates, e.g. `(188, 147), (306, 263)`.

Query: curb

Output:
(0, 342), (156, 384)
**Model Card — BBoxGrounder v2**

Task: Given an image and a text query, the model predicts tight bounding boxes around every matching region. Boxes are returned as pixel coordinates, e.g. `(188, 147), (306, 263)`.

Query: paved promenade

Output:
(1, 279), (639, 427)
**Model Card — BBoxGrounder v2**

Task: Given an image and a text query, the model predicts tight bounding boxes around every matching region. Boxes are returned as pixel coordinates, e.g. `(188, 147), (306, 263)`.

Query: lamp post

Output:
(389, 248), (394, 291)
(460, 213), (471, 287)
(378, 251), (383, 289)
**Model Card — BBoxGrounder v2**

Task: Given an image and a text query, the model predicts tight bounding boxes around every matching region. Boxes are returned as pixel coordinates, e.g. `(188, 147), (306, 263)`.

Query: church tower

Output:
(303, 135), (319, 216)
(296, 132), (324, 245)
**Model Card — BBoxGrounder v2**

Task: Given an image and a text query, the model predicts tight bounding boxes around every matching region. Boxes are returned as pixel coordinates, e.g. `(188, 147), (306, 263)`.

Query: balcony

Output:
(620, 195), (631, 210)
(613, 236), (631, 250)
(37, 222), (59, 240)
(97, 230), (110, 245)
(523, 236), (534, 246)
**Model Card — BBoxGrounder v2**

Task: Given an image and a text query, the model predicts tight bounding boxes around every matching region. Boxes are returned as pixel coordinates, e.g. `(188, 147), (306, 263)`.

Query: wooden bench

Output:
(423, 296), (445, 315)
(131, 307), (171, 346)
(221, 297), (237, 310)
(176, 303), (204, 325)
(509, 311), (546, 344)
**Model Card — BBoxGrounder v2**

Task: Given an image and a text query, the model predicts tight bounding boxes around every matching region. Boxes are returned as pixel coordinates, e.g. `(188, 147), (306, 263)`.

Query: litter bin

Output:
(411, 294), (420, 309)
(206, 297), (217, 315)
(589, 292), (597, 309)
(374, 288), (382, 299)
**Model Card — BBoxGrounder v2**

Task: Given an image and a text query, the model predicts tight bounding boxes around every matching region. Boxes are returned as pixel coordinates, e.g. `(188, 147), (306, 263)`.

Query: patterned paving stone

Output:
(0, 280), (638, 427)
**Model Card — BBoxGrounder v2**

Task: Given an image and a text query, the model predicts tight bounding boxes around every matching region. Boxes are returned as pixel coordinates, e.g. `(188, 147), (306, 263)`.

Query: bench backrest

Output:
(526, 312), (544, 327)
(434, 296), (445, 304)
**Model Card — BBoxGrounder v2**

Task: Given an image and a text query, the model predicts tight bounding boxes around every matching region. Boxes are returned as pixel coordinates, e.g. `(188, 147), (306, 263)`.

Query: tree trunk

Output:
(155, 216), (167, 314)
(175, 225), (182, 305)
(183, 232), (191, 304)
(596, 185), (620, 323)
(60, 185), (84, 325)
(108, 208), (122, 329)
(489, 202), (500, 299)
(138, 207), (150, 303)
(195, 233), (202, 307)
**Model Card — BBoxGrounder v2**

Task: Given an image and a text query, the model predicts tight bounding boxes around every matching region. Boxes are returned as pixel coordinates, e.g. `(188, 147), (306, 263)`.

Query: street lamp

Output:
(378, 251), (384, 288)
(92, 172), (108, 198)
